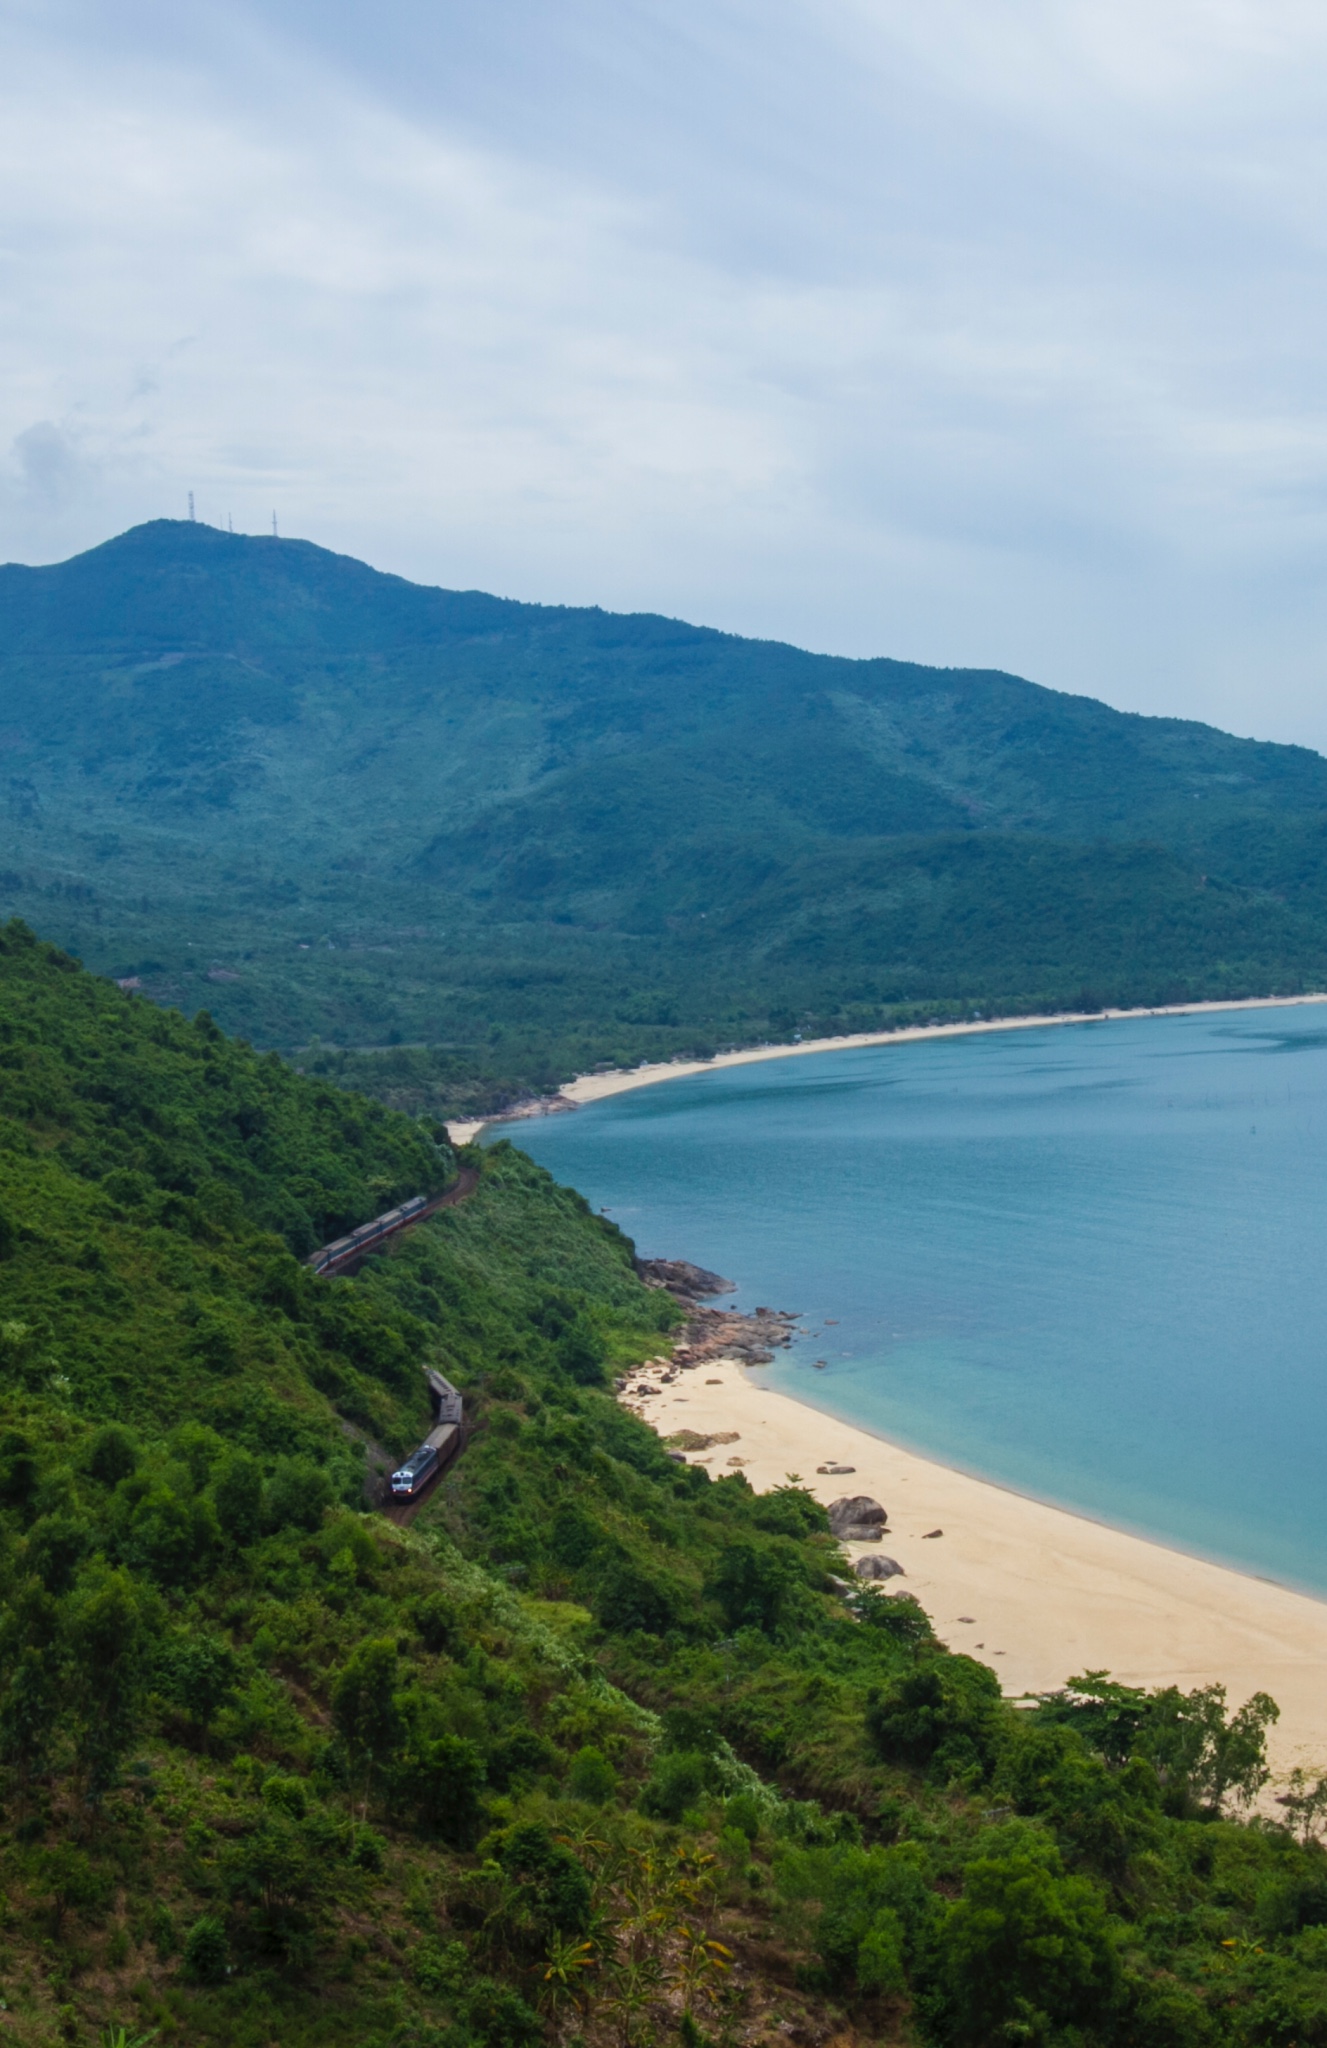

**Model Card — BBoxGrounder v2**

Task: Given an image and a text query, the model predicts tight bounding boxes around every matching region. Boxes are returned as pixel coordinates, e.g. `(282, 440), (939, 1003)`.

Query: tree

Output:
(0, 1641), (63, 1800)
(85, 1424), (138, 1488)
(181, 1914), (229, 1984)
(706, 1540), (804, 1635)
(213, 1451), (263, 1545)
(63, 1567), (147, 1807)
(938, 1834), (1119, 2045)
(162, 1633), (240, 1749)
(331, 1637), (403, 1817)
(865, 1657), (1003, 1784)
(406, 1731), (487, 1847)
(568, 1745), (618, 1806)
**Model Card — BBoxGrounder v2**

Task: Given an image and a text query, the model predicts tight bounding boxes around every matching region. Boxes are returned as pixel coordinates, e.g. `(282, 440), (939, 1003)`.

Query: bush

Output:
(181, 1913), (229, 1985)
(413, 1934), (467, 1994)
(414, 1590), (459, 1654)
(408, 1732), (487, 1848)
(86, 1424), (138, 1488)
(262, 1774), (308, 1819)
(348, 1826), (386, 1872)
(936, 1832), (1120, 2046)
(567, 1744), (617, 1805)
(639, 1749), (710, 1823)
(264, 1458), (333, 1534)
(865, 1657), (1003, 1785)
(213, 1453), (263, 1546)
(493, 1821), (593, 1940)
(707, 1540), (807, 1635)
(725, 1791), (762, 1842)
(594, 1558), (678, 1636)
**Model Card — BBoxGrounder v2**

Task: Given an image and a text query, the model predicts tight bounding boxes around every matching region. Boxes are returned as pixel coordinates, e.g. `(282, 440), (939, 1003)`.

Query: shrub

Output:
(262, 1774), (308, 1819)
(639, 1750), (710, 1823)
(936, 1832), (1120, 2045)
(413, 1589), (459, 1654)
(491, 1821), (593, 1944)
(594, 1558), (679, 1636)
(865, 1657), (1003, 1784)
(264, 1457), (333, 1534)
(213, 1452), (263, 1546)
(567, 1744), (617, 1805)
(85, 1424), (138, 1488)
(725, 1791), (763, 1842)
(408, 1733), (487, 1848)
(181, 1913), (229, 1984)
(348, 1826), (386, 1872)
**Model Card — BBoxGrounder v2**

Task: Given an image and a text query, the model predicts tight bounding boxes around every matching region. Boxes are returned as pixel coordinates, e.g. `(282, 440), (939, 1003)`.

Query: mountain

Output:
(0, 918), (1320, 2048)
(4, 519), (1327, 1109)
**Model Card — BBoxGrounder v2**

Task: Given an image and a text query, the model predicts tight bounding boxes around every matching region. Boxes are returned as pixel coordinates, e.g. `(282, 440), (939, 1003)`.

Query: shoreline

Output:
(447, 990), (1327, 1143)
(455, 991), (1327, 1775)
(621, 1353), (1327, 1780)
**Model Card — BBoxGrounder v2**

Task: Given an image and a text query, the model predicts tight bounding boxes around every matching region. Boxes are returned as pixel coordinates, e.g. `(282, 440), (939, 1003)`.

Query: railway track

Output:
(306, 1170), (479, 1515)
(305, 1165), (479, 1278)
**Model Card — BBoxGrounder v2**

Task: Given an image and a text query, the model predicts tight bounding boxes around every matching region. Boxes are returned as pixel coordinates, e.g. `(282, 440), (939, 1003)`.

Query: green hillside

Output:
(4, 521), (1327, 1110)
(5, 924), (1327, 2048)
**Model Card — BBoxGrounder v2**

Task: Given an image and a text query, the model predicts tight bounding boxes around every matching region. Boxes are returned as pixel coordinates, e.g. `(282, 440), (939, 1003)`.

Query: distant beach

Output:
(447, 991), (1327, 1144)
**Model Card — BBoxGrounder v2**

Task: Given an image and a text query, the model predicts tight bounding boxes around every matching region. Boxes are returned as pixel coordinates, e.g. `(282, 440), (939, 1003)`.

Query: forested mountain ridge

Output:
(4, 519), (1327, 1112)
(5, 924), (1327, 2047)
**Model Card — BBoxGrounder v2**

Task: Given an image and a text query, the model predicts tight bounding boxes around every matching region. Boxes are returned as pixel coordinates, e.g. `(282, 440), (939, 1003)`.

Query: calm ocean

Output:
(497, 1006), (1327, 1592)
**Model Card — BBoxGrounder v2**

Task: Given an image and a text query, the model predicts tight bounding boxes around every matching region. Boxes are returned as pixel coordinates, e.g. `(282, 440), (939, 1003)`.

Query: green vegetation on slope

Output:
(5, 521), (1327, 1112)
(5, 926), (1327, 2048)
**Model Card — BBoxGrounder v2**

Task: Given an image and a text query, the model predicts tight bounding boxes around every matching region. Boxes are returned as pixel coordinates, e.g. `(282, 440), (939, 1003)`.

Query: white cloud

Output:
(2, 0), (1327, 743)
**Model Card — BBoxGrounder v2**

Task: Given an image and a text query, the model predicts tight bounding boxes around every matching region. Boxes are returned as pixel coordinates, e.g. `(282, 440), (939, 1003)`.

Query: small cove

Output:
(496, 1006), (1327, 1594)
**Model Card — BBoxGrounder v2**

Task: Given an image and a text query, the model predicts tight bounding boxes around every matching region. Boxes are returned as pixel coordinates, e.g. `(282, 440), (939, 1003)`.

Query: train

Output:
(390, 1440), (442, 1498)
(306, 1193), (433, 1277)
(390, 1418), (461, 1499)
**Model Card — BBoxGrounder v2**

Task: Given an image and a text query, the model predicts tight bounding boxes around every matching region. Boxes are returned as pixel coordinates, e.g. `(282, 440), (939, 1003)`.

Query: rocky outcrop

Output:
(828, 1495), (889, 1542)
(854, 1554), (905, 1582)
(670, 1302), (798, 1367)
(636, 1258), (736, 1301)
(636, 1258), (798, 1365)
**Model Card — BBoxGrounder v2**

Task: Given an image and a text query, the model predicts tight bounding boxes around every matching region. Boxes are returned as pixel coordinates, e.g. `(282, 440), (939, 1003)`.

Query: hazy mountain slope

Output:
(3, 518), (1327, 1103)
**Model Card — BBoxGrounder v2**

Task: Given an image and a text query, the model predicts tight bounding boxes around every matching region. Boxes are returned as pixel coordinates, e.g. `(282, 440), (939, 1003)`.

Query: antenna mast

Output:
(272, 511), (278, 539)
(188, 491), (195, 522)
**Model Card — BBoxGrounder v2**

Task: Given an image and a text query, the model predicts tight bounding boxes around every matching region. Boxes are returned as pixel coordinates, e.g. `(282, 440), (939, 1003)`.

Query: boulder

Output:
(854, 1554), (905, 1582)
(827, 1495), (889, 1541)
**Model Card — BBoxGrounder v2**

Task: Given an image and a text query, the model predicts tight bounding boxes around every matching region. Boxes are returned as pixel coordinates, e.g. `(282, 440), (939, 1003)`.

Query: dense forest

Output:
(5, 522), (1327, 1113)
(2, 921), (1327, 2047)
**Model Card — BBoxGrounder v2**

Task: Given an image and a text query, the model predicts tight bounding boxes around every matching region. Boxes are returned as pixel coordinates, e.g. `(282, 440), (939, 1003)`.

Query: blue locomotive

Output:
(390, 1440), (442, 1498)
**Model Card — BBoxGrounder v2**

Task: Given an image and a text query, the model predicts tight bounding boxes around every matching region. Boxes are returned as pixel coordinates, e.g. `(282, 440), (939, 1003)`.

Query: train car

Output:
(390, 1440), (441, 1498)
(308, 1194), (433, 1277)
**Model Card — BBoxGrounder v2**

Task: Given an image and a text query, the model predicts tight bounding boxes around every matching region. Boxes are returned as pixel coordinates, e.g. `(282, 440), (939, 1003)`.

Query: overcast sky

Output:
(5, 1), (1327, 745)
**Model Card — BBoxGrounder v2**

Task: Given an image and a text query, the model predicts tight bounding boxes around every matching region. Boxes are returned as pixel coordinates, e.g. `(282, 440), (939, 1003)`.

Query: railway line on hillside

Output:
(306, 1167), (480, 1515)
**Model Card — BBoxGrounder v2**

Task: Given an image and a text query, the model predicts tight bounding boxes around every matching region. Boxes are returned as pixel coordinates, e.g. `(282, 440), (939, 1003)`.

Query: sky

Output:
(4, 0), (1327, 746)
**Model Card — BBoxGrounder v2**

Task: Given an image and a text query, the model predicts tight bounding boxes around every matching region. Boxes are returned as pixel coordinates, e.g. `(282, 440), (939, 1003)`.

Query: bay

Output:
(498, 1006), (1327, 1593)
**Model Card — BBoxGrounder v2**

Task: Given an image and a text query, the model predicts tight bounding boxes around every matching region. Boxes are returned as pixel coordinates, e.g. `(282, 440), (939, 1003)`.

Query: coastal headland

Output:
(623, 1348), (1327, 1782)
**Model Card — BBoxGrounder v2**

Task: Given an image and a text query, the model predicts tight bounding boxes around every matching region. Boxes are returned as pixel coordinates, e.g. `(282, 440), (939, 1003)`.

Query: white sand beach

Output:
(624, 1355), (1327, 1782)
(447, 992), (1327, 1144)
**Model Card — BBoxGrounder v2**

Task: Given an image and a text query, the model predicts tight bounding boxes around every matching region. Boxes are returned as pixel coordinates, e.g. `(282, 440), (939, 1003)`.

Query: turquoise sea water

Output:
(498, 1006), (1327, 1593)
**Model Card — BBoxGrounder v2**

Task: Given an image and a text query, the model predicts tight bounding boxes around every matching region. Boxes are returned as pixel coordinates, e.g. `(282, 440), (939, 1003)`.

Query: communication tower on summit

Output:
(188, 491), (195, 522)
(272, 511), (278, 538)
